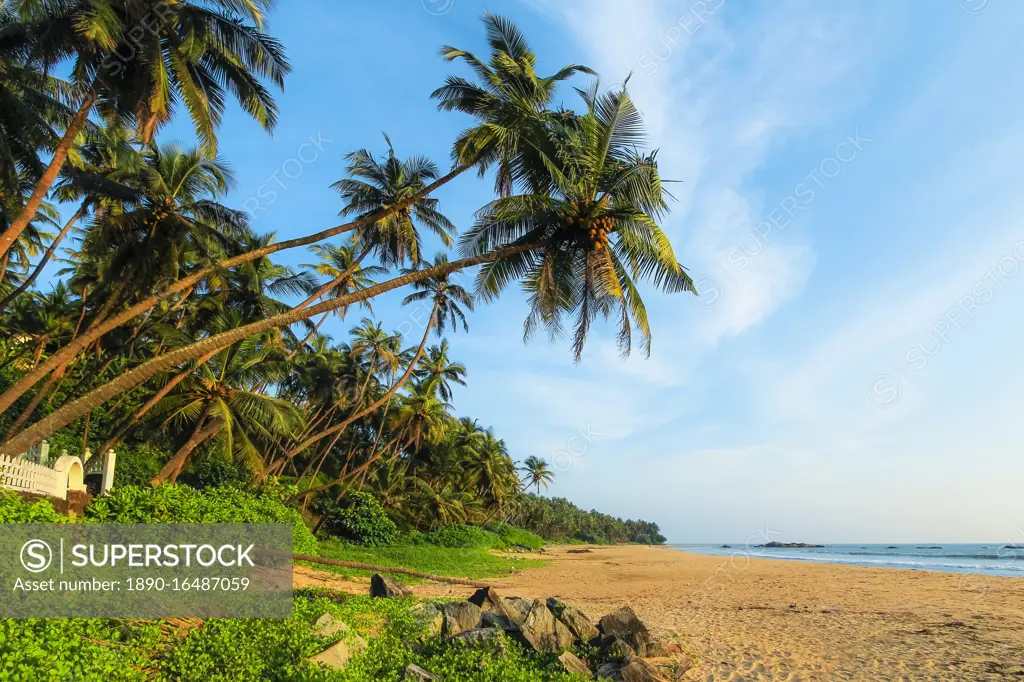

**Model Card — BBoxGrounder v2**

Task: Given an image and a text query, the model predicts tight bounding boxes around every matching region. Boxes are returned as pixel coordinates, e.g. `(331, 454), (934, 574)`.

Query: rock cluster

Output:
(310, 575), (694, 680)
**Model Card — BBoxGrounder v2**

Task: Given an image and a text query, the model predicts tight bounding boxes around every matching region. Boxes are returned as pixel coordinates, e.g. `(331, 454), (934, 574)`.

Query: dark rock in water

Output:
(503, 596), (533, 627)
(482, 612), (516, 632)
(557, 651), (592, 678)
(442, 601), (482, 636)
(404, 663), (438, 681)
(1002, 544), (1024, 549)
(448, 627), (501, 645)
(757, 542), (824, 548)
(519, 599), (574, 653)
(559, 605), (600, 642)
(916, 546), (942, 550)
(720, 545), (732, 548)
(468, 586), (510, 619)
(886, 546), (899, 549)
(370, 574), (411, 599)
(598, 606), (652, 657)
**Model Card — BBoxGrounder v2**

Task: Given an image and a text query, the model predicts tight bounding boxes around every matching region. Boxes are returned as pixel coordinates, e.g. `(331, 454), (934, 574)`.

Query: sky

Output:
(127, 1), (1024, 543)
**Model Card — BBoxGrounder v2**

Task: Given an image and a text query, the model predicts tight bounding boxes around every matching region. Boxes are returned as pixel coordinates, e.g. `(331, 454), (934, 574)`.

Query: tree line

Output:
(0, 3), (691, 533)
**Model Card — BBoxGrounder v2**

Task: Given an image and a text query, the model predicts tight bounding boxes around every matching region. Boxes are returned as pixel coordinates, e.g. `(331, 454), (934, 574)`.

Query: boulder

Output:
(503, 596), (533, 626)
(599, 607), (652, 656)
(309, 633), (367, 670)
(410, 603), (444, 637)
(442, 601), (482, 636)
(404, 664), (437, 681)
(448, 627), (502, 645)
(370, 574), (411, 599)
(518, 599), (575, 653)
(620, 656), (670, 682)
(597, 661), (624, 681)
(558, 651), (593, 678)
(645, 639), (681, 658)
(312, 612), (350, 638)
(482, 612), (516, 632)
(559, 605), (600, 643)
(601, 636), (637, 660)
(468, 587), (510, 618)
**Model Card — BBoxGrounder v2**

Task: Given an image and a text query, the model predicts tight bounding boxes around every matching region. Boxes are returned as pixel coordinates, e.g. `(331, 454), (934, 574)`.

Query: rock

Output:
(313, 612), (350, 638)
(370, 573), (411, 598)
(405, 664), (438, 681)
(442, 601), (482, 636)
(468, 587), (510, 618)
(482, 612), (516, 631)
(448, 627), (502, 645)
(559, 605), (600, 643)
(558, 650), (593, 678)
(645, 639), (680, 658)
(720, 545), (731, 548)
(886, 546), (899, 549)
(598, 607), (652, 656)
(309, 633), (367, 670)
(756, 542), (824, 548)
(546, 596), (566, 615)
(596, 661), (624, 680)
(503, 596), (533, 626)
(601, 636), (637, 660)
(1002, 544), (1024, 549)
(410, 603), (444, 637)
(518, 599), (575, 653)
(620, 656), (670, 682)
(916, 546), (942, 550)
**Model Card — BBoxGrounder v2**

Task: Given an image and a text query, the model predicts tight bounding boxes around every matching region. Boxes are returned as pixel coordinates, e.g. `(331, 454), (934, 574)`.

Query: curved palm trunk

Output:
(0, 204), (86, 312)
(273, 299), (439, 474)
(0, 89), (96, 262)
(151, 416), (220, 485)
(95, 349), (220, 457)
(3, 365), (66, 439)
(0, 164), (473, 416)
(0, 242), (536, 456)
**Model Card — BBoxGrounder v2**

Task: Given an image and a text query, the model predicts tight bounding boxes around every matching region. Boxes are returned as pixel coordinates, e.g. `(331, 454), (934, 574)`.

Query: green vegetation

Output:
(514, 494), (667, 545)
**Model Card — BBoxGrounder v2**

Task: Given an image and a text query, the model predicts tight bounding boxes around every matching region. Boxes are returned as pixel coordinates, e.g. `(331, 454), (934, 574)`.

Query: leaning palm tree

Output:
(463, 82), (695, 360)
(520, 455), (554, 493)
(0, 15), (592, 419)
(0, 82), (695, 460)
(0, 0), (289, 263)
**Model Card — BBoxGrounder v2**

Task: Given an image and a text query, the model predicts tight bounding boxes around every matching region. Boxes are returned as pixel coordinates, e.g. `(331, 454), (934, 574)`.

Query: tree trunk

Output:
(0, 89), (96, 262)
(151, 417), (220, 485)
(275, 298), (439, 471)
(0, 164), (473, 416)
(291, 553), (489, 588)
(0, 203), (86, 312)
(95, 349), (219, 457)
(3, 365), (65, 439)
(0, 242), (537, 455)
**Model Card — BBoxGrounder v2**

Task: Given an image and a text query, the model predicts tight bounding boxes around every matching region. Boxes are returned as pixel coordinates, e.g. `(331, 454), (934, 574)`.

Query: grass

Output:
(307, 540), (548, 584)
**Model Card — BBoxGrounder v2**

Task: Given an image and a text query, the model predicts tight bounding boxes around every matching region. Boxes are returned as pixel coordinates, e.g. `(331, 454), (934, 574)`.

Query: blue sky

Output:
(138, 1), (1024, 542)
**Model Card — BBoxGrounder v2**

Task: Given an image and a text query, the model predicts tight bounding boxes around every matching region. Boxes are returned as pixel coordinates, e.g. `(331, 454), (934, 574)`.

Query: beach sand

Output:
(407, 545), (1024, 681)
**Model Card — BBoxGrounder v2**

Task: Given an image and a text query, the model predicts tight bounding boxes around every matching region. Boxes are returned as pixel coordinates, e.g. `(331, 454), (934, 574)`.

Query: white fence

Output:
(0, 454), (68, 499)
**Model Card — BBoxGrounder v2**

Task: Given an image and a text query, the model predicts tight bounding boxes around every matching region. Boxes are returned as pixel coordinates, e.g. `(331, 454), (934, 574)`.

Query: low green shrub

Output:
(186, 453), (246, 489)
(0, 490), (67, 524)
(425, 525), (504, 550)
(484, 523), (544, 551)
(315, 492), (398, 547)
(84, 484), (318, 554)
(112, 443), (169, 488)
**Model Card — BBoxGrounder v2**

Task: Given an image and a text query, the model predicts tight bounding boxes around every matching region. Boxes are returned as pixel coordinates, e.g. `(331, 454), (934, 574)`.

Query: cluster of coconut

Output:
(368, 575), (694, 681)
(565, 205), (614, 250)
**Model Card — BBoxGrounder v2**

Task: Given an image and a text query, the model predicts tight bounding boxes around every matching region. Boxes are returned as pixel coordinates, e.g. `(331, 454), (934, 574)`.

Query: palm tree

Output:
(148, 311), (304, 484)
(520, 455), (554, 493)
(462, 83), (695, 360)
(333, 134), (456, 268)
(0, 0), (290, 261)
(0, 15), (592, 419)
(415, 340), (467, 402)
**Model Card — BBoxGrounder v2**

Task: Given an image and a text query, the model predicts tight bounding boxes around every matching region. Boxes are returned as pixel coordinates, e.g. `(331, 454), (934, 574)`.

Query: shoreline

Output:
(413, 544), (1024, 680)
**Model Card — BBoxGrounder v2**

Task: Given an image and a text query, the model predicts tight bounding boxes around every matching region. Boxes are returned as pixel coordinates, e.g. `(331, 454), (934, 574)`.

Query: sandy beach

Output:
(380, 545), (1024, 680)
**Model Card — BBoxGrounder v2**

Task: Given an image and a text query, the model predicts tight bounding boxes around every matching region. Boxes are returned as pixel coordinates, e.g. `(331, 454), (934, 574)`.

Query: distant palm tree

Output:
(520, 455), (554, 493)
(415, 339), (467, 402)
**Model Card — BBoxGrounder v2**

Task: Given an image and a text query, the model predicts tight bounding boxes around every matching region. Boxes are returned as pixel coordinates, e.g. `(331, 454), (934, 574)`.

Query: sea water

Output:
(671, 544), (1024, 577)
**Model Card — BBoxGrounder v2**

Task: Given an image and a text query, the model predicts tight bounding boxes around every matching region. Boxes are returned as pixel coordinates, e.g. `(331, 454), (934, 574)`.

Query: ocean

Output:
(671, 543), (1024, 578)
